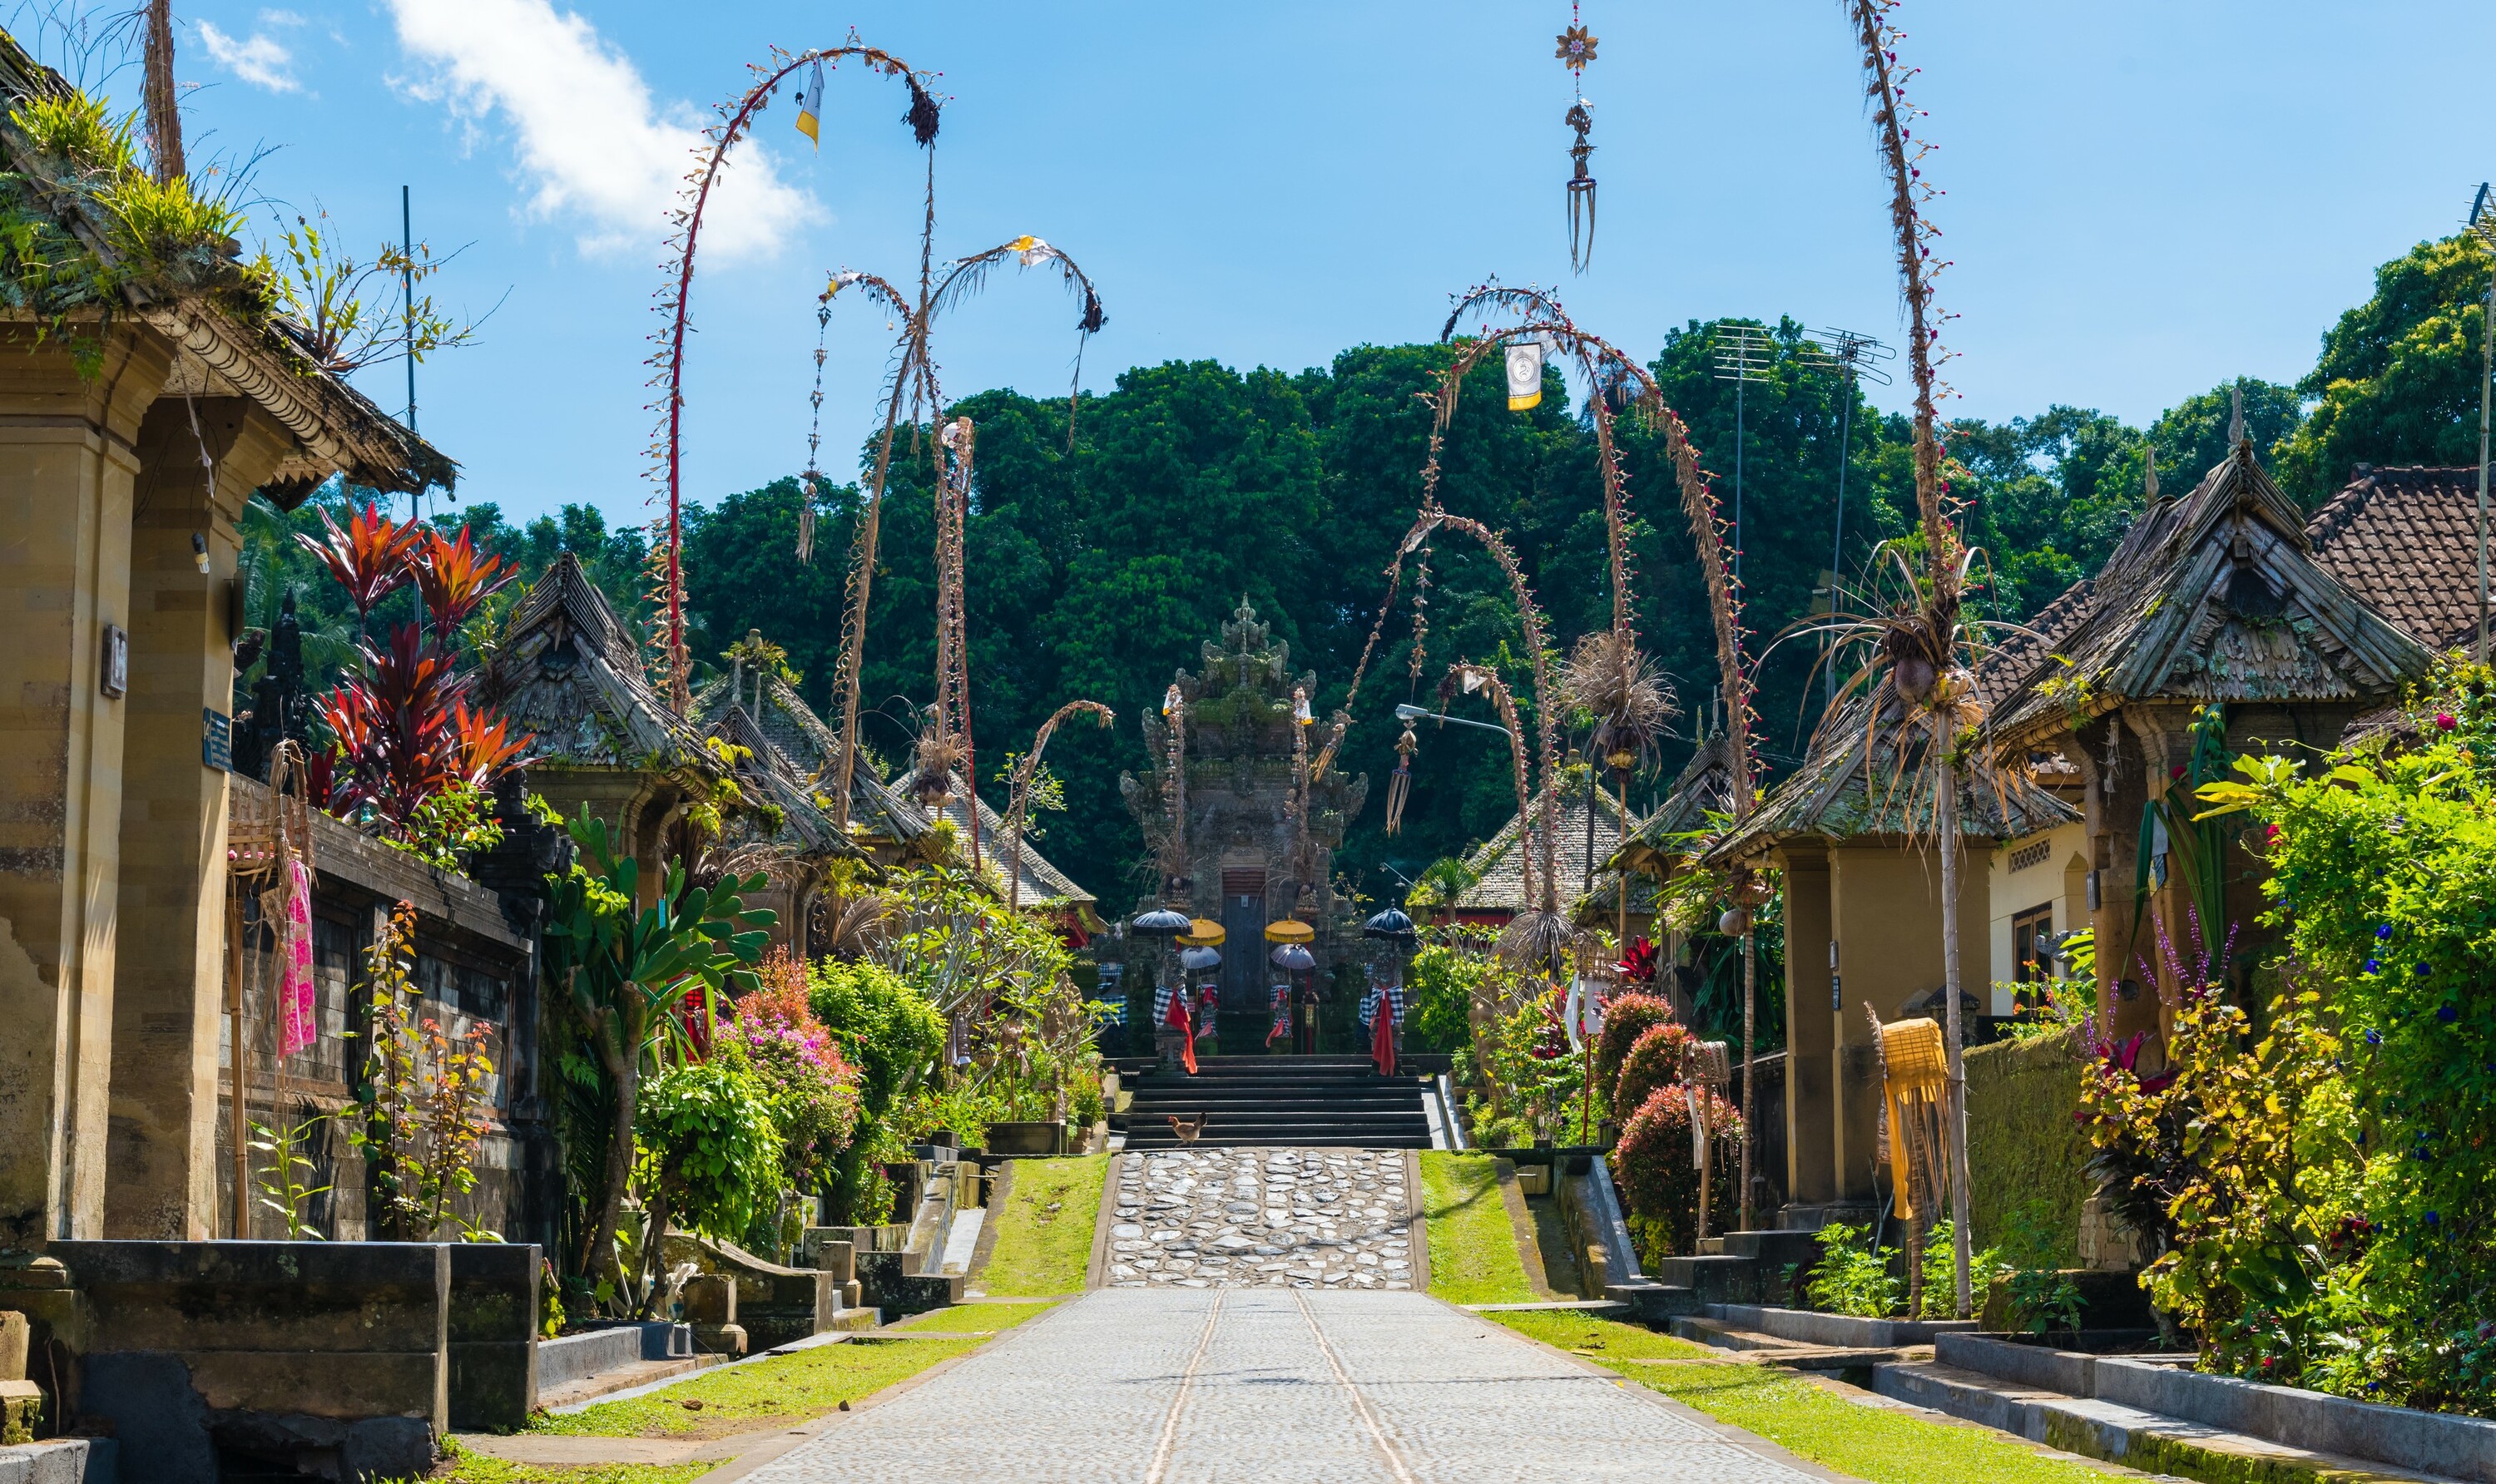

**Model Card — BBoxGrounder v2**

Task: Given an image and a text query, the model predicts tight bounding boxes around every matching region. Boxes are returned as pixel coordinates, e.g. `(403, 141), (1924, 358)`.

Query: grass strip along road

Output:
(977, 1154), (1107, 1296)
(1417, 1151), (1538, 1305)
(1490, 1311), (2124, 1484)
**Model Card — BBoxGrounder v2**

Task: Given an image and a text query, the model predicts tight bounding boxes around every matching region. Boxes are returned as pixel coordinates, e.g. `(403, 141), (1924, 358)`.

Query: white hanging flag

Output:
(1505, 339), (1544, 411)
(795, 58), (825, 146)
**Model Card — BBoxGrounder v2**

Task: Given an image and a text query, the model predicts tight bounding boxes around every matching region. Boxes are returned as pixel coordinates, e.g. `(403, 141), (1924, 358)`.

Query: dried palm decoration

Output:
(1383, 718), (1418, 837)
(1336, 280), (1766, 1219)
(649, 41), (938, 710)
(1799, 0), (1993, 1318)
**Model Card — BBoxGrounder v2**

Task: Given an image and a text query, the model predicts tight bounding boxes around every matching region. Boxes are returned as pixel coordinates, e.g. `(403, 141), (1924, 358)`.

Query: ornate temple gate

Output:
(1220, 867), (1266, 1014)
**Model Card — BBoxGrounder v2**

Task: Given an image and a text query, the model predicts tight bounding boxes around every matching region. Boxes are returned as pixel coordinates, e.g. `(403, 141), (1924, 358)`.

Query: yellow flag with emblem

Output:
(795, 58), (825, 146)
(1505, 338), (1544, 412)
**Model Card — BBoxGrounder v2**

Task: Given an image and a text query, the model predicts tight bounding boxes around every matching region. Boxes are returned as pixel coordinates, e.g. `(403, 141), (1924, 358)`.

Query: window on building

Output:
(2011, 903), (2056, 984)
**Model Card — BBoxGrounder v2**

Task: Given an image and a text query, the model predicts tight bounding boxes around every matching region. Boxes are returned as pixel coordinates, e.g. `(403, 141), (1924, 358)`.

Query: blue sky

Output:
(97, 1), (2496, 523)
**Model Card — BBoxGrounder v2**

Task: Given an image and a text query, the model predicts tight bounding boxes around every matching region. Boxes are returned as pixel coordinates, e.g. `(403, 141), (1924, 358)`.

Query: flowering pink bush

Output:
(730, 952), (864, 1190)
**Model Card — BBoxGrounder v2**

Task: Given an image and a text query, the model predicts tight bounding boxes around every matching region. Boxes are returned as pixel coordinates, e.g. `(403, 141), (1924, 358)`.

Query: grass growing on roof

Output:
(1419, 1151), (1538, 1304)
(428, 1443), (709, 1483)
(977, 1155), (1106, 1295)
(1487, 1312), (2112, 1484)
(887, 1300), (1056, 1333)
(526, 1334), (983, 1441)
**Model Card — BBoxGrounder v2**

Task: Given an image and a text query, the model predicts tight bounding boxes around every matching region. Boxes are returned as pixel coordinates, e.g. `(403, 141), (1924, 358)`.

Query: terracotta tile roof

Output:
(2305, 466), (2487, 650)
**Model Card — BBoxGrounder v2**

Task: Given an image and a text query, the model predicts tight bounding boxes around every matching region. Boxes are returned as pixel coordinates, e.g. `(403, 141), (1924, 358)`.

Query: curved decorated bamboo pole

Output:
(1849, 0), (1973, 1317)
(1448, 663), (1540, 916)
(824, 236), (1107, 834)
(651, 44), (939, 710)
(1003, 700), (1114, 913)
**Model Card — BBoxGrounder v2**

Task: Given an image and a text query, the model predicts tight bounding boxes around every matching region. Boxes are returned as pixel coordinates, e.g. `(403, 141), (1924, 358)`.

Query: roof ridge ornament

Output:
(2229, 383), (2248, 452)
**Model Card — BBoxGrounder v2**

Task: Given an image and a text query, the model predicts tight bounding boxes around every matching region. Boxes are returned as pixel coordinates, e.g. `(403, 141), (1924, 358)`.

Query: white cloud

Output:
(196, 19), (299, 93)
(384, 0), (816, 262)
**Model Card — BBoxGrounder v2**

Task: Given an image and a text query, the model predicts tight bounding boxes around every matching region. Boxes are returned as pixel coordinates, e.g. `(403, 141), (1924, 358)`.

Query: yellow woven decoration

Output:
(1879, 1016), (1949, 1219)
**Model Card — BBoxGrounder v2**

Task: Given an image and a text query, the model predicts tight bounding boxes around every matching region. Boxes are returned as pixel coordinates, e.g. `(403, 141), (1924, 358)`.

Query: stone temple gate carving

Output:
(1121, 600), (1368, 1012)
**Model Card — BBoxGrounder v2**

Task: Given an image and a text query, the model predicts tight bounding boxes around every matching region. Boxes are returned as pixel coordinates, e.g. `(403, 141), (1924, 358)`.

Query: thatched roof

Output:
(0, 29), (454, 501)
(1986, 441), (2431, 748)
(477, 554), (717, 772)
(1453, 785), (1637, 917)
(687, 666), (926, 843)
(703, 703), (858, 861)
(687, 660), (1092, 913)
(1711, 695), (2077, 865)
(928, 792), (1097, 918)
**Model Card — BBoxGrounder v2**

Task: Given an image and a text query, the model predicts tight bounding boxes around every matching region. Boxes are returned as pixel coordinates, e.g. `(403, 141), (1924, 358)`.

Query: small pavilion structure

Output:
(476, 554), (730, 899)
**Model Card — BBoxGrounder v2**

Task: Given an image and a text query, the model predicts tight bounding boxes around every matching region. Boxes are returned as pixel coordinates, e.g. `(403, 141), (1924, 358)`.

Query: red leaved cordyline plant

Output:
(319, 624), (456, 831)
(446, 698), (536, 789)
(295, 506), (536, 851)
(411, 525), (513, 648)
(299, 502), (420, 619)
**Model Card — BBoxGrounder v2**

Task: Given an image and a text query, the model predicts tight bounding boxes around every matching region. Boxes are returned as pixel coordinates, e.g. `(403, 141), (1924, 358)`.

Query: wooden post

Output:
(226, 889), (248, 1239)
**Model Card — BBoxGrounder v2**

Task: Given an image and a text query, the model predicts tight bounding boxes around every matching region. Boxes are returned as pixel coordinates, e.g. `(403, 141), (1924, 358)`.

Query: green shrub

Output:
(636, 1051), (785, 1241)
(1612, 1021), (1697, 1128)
(1804, 1220), (1900, 1318)
(1592, 992), (1676, 1102)
(7, 92), (132, 171)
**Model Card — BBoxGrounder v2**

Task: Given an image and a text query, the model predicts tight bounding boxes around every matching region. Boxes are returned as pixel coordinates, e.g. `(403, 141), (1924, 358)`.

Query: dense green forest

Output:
(240, 231), (2496, 914)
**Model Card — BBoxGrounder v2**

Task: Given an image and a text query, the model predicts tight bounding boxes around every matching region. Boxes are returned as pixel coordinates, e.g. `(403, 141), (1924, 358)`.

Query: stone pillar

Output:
(103, 396), (296, 1240)
(0, 329), (172, 1249)
(1776, 842), (1836, 1209)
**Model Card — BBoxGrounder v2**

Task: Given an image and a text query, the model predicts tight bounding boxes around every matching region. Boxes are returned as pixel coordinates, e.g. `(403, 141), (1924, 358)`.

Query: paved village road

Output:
(741, 1289), (1847, 1483)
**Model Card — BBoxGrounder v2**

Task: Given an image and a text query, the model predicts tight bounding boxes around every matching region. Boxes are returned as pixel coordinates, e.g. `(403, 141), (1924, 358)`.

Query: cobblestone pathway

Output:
(745, 1289), (1838, 1482)
(1107, 1148), (1415, 1290)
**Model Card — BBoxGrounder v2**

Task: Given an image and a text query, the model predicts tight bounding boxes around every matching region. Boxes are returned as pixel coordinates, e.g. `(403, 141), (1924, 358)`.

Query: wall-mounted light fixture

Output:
(191, 532), (210, 575)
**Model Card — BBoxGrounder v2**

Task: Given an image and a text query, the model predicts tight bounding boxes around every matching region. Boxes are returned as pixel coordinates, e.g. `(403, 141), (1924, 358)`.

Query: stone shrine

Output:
(1121, 600), (1367, 1012)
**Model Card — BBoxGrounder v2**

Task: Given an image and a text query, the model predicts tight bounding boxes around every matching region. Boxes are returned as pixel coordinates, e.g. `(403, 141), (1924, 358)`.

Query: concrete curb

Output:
(1404, 1148), (1432, 1294)
(1083, 1152), (1123, 1291)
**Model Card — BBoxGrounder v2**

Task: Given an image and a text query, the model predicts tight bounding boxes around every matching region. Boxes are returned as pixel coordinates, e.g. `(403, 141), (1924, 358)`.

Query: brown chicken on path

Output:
(1167, 1112), (1207, 1145)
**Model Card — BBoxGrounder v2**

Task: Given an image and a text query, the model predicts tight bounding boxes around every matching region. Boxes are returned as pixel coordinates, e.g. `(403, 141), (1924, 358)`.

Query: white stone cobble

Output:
(1106, 1147), (1414, 1291)
(744, 1289), (1833, 1482)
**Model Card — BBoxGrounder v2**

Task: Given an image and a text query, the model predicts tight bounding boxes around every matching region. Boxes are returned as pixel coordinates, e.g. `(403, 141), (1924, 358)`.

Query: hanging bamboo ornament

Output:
(1558, 7), (1599, 272)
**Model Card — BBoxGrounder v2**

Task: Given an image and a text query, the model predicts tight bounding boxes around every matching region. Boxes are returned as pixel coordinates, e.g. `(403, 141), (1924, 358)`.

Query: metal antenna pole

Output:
(403, 185), (418, 527)
(1711, 324), (1777, 586)
(1802, 328), (1892, 710)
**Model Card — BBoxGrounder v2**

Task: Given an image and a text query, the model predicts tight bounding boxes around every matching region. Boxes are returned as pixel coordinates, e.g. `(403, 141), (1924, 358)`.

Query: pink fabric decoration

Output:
(278, 859), (316, 1056)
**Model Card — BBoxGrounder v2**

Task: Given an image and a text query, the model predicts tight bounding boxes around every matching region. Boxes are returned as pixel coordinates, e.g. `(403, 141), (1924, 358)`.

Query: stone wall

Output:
(52, 1240), (453, 1483)
(1964, 1029), (2090, 1264)
(209, 778), (554, 1252)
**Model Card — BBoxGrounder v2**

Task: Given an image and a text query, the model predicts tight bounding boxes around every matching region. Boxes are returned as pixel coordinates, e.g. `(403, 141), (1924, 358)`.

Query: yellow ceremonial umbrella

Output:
(1264, 919), (1315, 945)
(1177, 919), (1226, 947)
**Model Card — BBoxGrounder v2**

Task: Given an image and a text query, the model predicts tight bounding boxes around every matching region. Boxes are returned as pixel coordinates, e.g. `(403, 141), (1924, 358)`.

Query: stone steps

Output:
(1120, 1066), (1433, 1149)
(1876, 1360), (2467, 1483)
